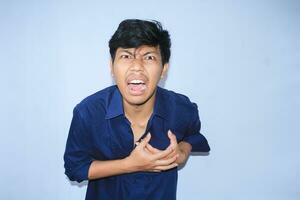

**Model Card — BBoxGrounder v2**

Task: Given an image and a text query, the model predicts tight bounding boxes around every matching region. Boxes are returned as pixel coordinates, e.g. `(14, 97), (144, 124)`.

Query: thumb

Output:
(168, 130), (177, 146)
(140, 133), (151, 147)
(168, 130), (176, 140)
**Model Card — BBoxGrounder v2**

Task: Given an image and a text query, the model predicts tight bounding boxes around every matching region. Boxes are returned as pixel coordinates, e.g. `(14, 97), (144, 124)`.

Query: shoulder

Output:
(158, 87), (200, 132)
(158, 87), (198, 113)
(73, 85), (116, 118)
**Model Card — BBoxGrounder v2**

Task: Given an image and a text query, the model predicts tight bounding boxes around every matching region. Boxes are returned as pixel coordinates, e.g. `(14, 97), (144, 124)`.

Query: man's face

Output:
(110, 45), (168, 106)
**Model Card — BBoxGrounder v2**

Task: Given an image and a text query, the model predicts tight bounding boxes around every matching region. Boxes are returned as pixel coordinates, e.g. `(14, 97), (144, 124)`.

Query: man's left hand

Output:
(146, 130), (192, 165)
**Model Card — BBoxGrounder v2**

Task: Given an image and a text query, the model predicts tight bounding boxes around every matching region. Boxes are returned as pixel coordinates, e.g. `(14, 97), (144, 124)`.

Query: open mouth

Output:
(127, 79), (147, 95)
(128, 79), (145, 85)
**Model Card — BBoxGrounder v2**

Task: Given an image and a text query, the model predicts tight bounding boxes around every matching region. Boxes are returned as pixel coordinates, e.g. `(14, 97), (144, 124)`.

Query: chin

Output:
(125, 88), (157, 106)
(125, 95), (151, 106)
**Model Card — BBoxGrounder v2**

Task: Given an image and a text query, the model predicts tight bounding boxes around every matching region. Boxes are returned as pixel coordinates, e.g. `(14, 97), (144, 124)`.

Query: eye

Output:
(120, 54), (132, 59)
(144, 55), (156, 60)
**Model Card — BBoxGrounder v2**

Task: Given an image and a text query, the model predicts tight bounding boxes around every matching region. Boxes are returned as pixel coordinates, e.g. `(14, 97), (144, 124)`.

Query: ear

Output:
(161, 63), (169, 79)
(109, 59), (114, 77)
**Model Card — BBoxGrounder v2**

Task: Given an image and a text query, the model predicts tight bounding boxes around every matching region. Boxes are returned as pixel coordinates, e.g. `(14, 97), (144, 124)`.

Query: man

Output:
(64, 19), (210, 200)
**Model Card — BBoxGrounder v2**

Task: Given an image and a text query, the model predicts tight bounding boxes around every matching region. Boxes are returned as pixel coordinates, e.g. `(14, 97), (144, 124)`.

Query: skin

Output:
(88, 45), (192, 180)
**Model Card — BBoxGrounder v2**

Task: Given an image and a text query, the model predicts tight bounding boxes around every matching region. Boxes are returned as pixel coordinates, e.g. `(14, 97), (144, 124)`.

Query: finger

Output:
(154, 163), (178, 171)
(167, 130), (178, 149)
(152, 170), (161, 172)
(168, 130), (177, 143)
(146, 169), (161, 173)
(155, 154), (178, 166)
(139, 133), (151, 148)
(162, 150), (177, 160)
(152, 146), (174, 160)
(146, 143), (161, 154)
(158, 146), (177, 160)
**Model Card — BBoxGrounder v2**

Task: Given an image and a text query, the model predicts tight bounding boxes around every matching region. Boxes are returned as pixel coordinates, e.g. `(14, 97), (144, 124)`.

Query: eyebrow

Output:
(119, 49), (158, 56)
(119, 49), (134, 55)
(143, 51), (158, 56)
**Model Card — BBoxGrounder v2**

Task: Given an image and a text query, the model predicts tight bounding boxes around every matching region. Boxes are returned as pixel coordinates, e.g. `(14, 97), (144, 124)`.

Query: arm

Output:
(65, 107), (178, 182)
(88, 159), (130, 180)
(182, 103), (210, 152)
(88, 133), (178, 180)
(177, 141), (192, 163)
(168, 131), (192, 165)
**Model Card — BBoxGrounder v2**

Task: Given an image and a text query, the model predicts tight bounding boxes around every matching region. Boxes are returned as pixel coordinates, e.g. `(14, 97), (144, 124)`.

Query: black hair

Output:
(109, 19), (171, 65)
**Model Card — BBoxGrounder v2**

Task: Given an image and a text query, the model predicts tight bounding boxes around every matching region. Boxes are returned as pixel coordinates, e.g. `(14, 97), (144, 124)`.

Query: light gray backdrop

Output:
(1, 0), (299, 199)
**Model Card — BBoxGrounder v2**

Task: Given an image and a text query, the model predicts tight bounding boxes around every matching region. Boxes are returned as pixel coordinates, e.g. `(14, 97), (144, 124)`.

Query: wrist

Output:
(179, 141), (192, 156)
(122, 156), (137, 173)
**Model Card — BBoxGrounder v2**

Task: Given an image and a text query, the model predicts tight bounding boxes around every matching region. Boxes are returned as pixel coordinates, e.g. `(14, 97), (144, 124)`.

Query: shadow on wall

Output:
(178, 152), (210, 170)
(67, 176), (88, 187)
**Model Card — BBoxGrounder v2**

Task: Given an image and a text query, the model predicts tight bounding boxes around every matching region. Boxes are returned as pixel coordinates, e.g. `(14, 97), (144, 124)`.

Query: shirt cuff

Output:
(66, 160), (93, 183)
(183, 133), (210, 152)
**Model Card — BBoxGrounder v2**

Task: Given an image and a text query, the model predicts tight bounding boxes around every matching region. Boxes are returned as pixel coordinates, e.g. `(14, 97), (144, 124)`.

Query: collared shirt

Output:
(64, 85), (210, 200)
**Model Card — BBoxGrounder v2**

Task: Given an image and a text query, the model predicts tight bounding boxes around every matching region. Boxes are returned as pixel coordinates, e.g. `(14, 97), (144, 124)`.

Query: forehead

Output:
(116, 45), (160, 54)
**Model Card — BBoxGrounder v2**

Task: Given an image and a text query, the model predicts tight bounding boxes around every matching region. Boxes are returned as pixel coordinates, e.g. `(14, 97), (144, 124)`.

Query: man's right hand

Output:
(124, 133), (178, 172)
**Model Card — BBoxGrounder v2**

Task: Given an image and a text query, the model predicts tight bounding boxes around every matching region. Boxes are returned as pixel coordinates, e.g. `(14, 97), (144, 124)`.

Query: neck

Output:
(123, 92), (156, 124)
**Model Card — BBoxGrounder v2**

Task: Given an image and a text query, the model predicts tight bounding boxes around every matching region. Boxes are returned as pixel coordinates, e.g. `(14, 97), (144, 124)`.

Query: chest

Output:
(90, 116), (186, 160)
(130, 122), (147, 143)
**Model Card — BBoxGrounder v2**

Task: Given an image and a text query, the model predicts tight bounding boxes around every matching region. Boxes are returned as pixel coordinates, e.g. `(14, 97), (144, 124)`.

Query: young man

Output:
(64, 19), (210, 200)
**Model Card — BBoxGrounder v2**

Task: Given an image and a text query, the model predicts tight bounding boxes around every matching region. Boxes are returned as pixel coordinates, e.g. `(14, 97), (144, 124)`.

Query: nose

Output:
(130, 56), (144, 72)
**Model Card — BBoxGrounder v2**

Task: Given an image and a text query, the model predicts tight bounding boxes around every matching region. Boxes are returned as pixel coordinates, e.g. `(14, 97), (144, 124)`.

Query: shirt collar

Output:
(105, 85), (168, 120)
(105, 86), (124, 119)
(153, 86), (168, 120)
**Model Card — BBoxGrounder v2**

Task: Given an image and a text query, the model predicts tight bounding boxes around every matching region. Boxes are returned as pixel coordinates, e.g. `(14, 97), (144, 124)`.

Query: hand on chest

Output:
(105, 116), (185, 159)
(91, 115), (186, 160)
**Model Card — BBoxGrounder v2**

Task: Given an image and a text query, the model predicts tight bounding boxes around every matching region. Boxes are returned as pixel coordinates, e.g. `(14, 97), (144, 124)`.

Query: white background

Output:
(1, 0), (299, 199)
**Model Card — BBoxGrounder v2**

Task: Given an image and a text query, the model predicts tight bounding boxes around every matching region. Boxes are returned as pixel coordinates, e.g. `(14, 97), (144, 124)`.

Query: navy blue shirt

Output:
(64, 85), (210, 200)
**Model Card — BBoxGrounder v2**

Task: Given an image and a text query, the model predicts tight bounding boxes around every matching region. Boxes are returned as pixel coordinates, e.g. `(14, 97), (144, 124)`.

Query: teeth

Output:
(129, 79), (144, 84)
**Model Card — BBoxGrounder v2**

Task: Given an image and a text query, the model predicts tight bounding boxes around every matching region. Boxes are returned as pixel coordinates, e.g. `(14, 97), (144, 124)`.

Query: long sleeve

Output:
(182, 103), (210, 152)
(63, 106), (94, 182)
